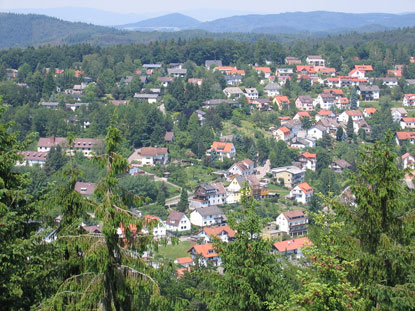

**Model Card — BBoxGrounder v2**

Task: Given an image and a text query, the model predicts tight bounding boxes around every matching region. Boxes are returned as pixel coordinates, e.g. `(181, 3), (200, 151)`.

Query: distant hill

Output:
(192, 11), (415, 34)
(117, 13), (201, 31)
(0, 13), (119, 49)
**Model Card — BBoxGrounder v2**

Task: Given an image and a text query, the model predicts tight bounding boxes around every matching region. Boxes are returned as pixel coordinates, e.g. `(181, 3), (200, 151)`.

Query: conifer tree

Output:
(177, 187), (189, 213)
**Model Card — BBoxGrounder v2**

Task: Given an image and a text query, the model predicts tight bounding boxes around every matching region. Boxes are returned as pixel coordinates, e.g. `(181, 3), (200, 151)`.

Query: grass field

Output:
(359, 100), (402, 110)
(157, 241), (193, 260)
(268, 183), (290, 196)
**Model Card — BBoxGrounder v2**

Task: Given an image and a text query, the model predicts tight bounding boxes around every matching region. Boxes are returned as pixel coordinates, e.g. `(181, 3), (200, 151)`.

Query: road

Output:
(256, 159), (271, 180)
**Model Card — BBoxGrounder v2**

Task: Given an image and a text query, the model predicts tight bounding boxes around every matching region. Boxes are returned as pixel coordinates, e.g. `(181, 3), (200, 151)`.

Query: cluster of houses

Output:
(17, 136), (103, 167)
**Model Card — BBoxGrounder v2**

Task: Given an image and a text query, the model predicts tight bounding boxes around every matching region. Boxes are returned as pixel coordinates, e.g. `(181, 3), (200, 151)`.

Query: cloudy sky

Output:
(1, 0), (414, 24)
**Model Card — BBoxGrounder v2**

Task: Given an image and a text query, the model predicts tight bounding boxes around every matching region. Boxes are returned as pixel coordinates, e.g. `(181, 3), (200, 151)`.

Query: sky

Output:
(1, 0), (415, 23)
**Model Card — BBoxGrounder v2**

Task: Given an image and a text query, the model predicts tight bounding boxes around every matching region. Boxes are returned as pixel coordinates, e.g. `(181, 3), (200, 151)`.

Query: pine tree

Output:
(350, 88), (358, 110)
(42, 70), (56, 99)
(177, 187), (189, 213)
(336, 126), (344, 141)
(346, 117), (354, 139)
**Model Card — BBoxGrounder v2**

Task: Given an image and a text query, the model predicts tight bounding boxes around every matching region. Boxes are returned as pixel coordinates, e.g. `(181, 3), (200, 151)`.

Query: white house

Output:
(338, 110), (364, 123)
(190, 206), (227, 227)
(228, 158), (254, 177)
(403, 94), (415, 106)
(298, 152), (316, 171)
(402, 153), (415, 169)
(196, 225), (235, 243)
(188, 243), (221, 266)
(276, 210), (308, 237)
(142, 215), (167, 239)
(190, 182), (227, 209)
(306, 55), (325, 67)
(244, 88), (259, 99)
(128, 147), (168, 166)
(357, 85), (380, 101)
(165, 211), (191, 232)
(289, 182), (314, 204)
(391, 107), (408, 122)
(16, 151), (48, 167)
(223, 87), (244, 99)
(208, 142), (236, 161)
(315, 93), (335, 110)
(263, 82), (282, 97)
(400, 117), (415, 129)
(273, 237), (312, 260)
(307, 125), (326, 140)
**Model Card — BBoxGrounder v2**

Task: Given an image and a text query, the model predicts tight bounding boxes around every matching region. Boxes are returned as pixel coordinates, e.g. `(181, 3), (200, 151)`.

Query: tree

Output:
(272, 212), (365, 311)
(0, 106), (57, 310)
(346, 117), (354, 139)
(334, 133), (415, 310)
(177, 187), (189, 213)
(44, 145), (68, 175)
(201, 189), (291, 310)
(336, 126), (344, 141)
(42, 69), (56, 99)
(350, 88), (358, 110)
(300, 116), (312, 130)
(45, 119), (163, 310)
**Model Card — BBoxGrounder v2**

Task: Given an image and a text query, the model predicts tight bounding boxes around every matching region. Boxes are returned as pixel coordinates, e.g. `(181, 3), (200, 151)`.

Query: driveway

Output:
(256, 159), (271, 180)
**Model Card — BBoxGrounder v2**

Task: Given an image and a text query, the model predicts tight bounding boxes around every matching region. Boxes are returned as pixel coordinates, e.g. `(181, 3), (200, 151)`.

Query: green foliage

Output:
(177, 187), (189, 213)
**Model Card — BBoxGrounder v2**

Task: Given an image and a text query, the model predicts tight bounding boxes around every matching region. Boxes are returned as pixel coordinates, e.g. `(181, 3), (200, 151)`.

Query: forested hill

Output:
(0, 13), (119, 49)
(3, 12), (415, 49)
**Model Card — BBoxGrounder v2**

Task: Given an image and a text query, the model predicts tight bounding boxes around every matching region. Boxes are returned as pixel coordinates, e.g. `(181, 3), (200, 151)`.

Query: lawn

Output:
(268, 183), (290, 196)
(359, 100), (402, 110)
(157, 241), (193, 260)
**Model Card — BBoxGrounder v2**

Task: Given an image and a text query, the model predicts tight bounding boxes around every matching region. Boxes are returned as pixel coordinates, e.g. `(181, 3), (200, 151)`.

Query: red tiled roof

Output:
(175, 257), (193, 264)
(296, 111), (311, 119)
(188, 243), (217, 258)
(18, 151), (48, 161)
(387, 70), (402, 77)
(323, 89), (343, 95)
(297, 182), (314, 194)
(279, 116), (291, 120)
(402, 153), (413, 159)
(255, 66), (271, 73)
(274, 96), (290, 103)
(201, 225), (235, 239)
(74, 182), (95, 195)
(318, 109), (333, 116)
(346, 110), (363, 116)
(211, 142), (234, 153)
(283, 210), (306, 219)
(140, 147), (168, 156)
(364, 107), (377, 114)
(355, 65), (373, 71)
(340, 97), (349, 104)
(402, 118), (415, 122)
(300, 152), (316, 159)
(273, 237), (312, 252)
(396, 132), (415, 140)
(279, 126), (290, 134)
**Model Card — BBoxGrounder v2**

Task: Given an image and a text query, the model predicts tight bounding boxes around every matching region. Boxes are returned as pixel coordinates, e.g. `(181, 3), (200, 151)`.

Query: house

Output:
(285, 56), (302, 65)
(391, 107), (408, 122)
(196, 225), (235, 243)
(395, 132), (415, 145)
(190, 206), (227, 227)
(224, 74), (243, 86)
(188, 78), (203, 86)
(16, 151), (48, 167)
(195, 110), (206, 126)
(317, 118), (340, 135)
(244, 88), (259, 99)
(166, 211), (191, 232)
(252, 98), (272, 111)
(296, 95), (314, 111)
(337, 97), (350, 110)
(273, 96), (290, 110)
(142, 215), (167, 239)
(201, 99), (234, 109)
(307, 124), (326, 140)
(338, 110), (364, 123)
(355, 64), (373, 72)
(164, 131), (175, 143)
(283, 119), (303, 136)
(157, 77), (174, 87)
(174, 257), (193, 268)
(273, 126), (291, 142)
(109, 100), (130, 106)
(276, 210), (308, 237)
(306, 55), (325, 67)
(74, 182), (95, 197)
(254, 66), (272, 78)
(289, 182), (314, 204)
(403, 94), (415, 106)
(187, 244), (221, 266)
(226, 175), (267, 203)
(205, 60), (222, 68)
(377, 77), (398, 88)
(167, 68), (187, 78)
(331, 159), (352, 173)
(228, 158), (255, 177)
(290, 137), (316, 149)
(293, 111), (311, 121)
(315, 93), (335, 110)
(296, 65), (317, 78)
(191, 183), (227, 209)
(357, 85), (380, 101)
(37, 137), (67, 152)
(353, 119), (371, 134)
(348, 68), (366, 79)
(276, 68), (293, 83)
(401, 153), (415, 169)
(273, 237), (312, 259)
(315, 110), (335, 122)
(271, 166), (305, 189)
(40, 102), (59, 109)
(363, 107), (377, 118)
(128, 147), (168, 166)
(209, 142), (236, 160)
(388, 69), (402, 77)
(70, 138), (103, 158)
(223, 87), (244, 99)
(133, 93), (160, 103)
(298, 152), (316, 171)
(143, 64), (162, 69)
(400, 118), (415, 130)
(263, 82), (282, 97)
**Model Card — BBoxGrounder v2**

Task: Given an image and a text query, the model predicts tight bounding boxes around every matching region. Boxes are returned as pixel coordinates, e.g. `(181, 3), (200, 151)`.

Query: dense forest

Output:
(1, 29), (415, 311)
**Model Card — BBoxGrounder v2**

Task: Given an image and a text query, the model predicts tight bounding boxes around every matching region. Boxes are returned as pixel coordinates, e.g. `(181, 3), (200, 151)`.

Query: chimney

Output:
(50, 136), (55, 144)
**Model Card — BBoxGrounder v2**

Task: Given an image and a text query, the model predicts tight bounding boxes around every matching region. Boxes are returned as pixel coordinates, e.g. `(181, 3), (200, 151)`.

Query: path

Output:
(256, 159), (271, 180)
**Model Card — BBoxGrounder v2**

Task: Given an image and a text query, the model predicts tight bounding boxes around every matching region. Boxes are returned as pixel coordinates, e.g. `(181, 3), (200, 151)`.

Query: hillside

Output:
(117, 13), (200, 31)
(193, 11), (415, 34)
(0, 13), (119, 49)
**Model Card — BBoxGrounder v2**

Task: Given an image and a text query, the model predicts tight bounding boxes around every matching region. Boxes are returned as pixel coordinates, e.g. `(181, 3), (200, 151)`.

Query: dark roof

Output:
(75, 182), (95, 195)
(164, 131), (174, 142)
(205, 60), (222, 67)
(194, 205), (224, 217)
(333, 159), (351, 169)
(166, 211), (185, 226)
